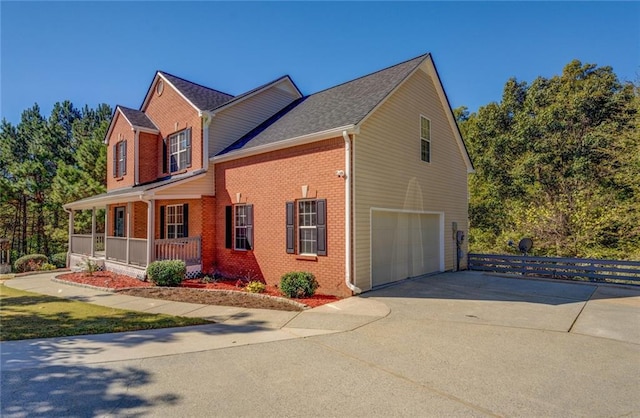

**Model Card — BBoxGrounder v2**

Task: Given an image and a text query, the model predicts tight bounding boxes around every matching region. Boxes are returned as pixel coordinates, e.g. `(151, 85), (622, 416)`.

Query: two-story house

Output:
(64, 53), (474, 297)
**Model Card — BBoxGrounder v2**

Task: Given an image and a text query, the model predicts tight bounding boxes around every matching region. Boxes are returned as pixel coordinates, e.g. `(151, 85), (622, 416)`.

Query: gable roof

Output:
(215, 53), (474, 173)
(140, 71), (234, 113)
(118, 106), (158, 131)
(103, 105), (160, 144)
(218, 53), (429, 154)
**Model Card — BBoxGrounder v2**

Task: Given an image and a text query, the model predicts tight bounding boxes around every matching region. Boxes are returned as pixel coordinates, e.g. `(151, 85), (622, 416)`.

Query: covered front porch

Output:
(63, 171), (214, 278)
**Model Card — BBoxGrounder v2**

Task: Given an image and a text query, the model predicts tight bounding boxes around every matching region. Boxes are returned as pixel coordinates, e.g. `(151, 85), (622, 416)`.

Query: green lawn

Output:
(0, 283), (208, 341)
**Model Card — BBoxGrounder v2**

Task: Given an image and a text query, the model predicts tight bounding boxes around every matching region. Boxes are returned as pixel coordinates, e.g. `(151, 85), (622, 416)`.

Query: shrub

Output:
(14, 254), (48, 273)
(279, 271), (318, 298)
(39, 263), (57, 271)
(77, 258), (100, 276)
(245, 281), (266, 293)
(147, 260), (186, 287)
(50, 252), (67, 268)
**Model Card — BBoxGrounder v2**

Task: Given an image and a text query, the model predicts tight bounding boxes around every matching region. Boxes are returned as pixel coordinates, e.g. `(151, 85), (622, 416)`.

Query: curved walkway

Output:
(1, 272), (389, 369)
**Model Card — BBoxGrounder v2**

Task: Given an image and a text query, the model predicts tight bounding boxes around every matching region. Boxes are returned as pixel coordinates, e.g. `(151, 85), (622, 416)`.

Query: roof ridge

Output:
(158, 70), (234, 98)
(307, 52), (430, 98)
(208, 74), (293, 111)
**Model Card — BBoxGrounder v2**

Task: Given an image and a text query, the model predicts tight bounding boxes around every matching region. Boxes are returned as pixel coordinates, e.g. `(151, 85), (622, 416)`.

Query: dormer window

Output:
(169, 129), (192, 172)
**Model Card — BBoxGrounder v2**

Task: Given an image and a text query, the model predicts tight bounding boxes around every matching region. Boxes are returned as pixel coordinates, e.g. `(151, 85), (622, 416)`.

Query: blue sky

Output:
(1, 2), (638, 125)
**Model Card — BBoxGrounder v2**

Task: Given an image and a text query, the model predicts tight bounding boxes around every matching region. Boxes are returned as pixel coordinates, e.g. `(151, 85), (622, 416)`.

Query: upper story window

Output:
(420, 116), (431, 163)
(169, 129), (191, 172)
(112, 140), (127, 177)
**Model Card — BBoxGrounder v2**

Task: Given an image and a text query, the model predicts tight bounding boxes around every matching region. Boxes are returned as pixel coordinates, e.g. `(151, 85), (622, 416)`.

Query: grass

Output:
(0, 283), (208, 341)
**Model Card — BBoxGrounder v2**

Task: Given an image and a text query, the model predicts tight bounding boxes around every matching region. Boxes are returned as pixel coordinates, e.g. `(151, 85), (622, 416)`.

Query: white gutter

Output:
(211, 125), (359, 163)
(342, 130), (361, 294)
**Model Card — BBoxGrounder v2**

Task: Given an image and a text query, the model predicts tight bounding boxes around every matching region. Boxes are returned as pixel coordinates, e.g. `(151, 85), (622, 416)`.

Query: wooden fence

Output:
(468, 253), (640, 284)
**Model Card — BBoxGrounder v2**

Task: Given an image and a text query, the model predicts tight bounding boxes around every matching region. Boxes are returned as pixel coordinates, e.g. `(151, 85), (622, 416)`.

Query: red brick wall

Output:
(106, 202), (148, 238)
(144, 77), (203, 176)
(201, 196), (216, 273)
(138, 132), (159, 184)
(106, 113), (135, 191)
(214, 137), (349, 297)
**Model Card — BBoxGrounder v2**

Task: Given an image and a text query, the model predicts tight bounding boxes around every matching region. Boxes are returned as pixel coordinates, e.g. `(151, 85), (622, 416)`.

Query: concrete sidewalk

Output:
(1, 273), (389, 369)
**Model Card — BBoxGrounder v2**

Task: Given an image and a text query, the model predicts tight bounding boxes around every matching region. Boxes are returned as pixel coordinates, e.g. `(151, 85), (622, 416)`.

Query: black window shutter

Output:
(317, 199), (327, 256)
(246, 204), (253, 250)
(162, 138), (167, 173)
(286, 201), (295, 254)
(159, 206), (165, 239)
(183, 204), (189, 238)
(225, 206), (232, 249)
(122, 140), (127, 175)
(112, 144), (117, 177)
(186, 129), (192, 167)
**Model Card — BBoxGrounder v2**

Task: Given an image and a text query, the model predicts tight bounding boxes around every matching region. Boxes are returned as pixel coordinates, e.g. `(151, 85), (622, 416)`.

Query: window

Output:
(114, 206), (125, 237)
(166, 204), (184, 239)
(169, 129), (191, 172)
(225, 205), (253, 250)
(112, 140), (127, 177)
(420, 116), (431, 163)
(298, 200), (317, 255)
(286, 199), (326, 256)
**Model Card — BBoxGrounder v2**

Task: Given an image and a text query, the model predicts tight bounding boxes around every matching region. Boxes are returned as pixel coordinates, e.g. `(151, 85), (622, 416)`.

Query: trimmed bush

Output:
(50, 252), (67, 268)
(245, 281), (266, 293)
(14, 254), (48, 273)
(39, 263), (57, 271)
(147, 260), (186, 287)
(280, 271), (319, 298)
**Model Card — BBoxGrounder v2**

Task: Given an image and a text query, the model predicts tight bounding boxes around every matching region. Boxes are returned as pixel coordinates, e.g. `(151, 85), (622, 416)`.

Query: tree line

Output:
(457, 60), (639, 259)
(0, 102), (111, 261)
(0, 59), (638, 263)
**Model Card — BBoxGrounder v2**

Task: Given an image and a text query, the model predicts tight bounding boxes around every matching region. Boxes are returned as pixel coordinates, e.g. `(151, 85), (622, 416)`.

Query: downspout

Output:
(342, 131), (361, 294)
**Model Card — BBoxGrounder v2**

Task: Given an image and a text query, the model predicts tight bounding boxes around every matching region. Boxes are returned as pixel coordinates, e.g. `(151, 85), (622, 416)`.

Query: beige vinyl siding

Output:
(153, 170), (215, 196)
(208, 84), (299, 156)
(353, 68), (469, 291)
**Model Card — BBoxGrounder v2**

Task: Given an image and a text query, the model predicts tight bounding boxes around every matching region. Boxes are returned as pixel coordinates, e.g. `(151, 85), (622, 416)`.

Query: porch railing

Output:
(71, 234), (105, 256)
(155, 236), (201, 266)
(105, 237), (148, 266)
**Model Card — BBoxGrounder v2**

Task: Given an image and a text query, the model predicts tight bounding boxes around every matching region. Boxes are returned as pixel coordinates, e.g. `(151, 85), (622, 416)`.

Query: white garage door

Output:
(371, 210), (442, 287)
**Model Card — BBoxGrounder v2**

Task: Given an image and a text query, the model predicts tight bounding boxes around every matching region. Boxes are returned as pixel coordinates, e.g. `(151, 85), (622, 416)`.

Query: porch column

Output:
(146, 200), (154, 267)
(104, 206), (109, 258)
(126, 202), (132, 264)
(90, 207), (96, 257)
(68, 210), (74, 256)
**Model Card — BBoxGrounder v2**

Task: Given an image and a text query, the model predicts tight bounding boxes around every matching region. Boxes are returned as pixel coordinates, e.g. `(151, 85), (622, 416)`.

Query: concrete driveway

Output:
(2, 271), (639, 417)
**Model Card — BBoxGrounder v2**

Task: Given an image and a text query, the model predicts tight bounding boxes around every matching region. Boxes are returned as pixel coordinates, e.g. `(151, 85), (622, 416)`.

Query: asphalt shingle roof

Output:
(159, 71), (234, 111)
(118, 106), (158, 130)
(218, 53), (429, 155)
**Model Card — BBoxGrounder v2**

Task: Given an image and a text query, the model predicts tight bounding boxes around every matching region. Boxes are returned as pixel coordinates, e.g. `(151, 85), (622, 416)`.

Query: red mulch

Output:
(56, 272), (341, 308)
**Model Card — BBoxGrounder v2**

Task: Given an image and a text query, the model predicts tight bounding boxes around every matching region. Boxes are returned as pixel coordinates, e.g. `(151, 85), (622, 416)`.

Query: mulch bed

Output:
(56, 272), (341, 311)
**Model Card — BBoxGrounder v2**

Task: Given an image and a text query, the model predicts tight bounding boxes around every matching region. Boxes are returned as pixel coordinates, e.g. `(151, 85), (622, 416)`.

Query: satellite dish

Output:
(518, 238), (533, 255)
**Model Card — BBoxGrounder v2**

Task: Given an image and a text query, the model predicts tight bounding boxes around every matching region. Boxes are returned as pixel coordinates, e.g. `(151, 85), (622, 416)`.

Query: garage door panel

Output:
(372, 211), (441, 287)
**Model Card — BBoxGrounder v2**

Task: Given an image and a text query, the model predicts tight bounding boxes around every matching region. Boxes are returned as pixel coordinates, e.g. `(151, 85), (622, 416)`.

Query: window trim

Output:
(165, 204), (184, 239)
(234, 204), (249, 251)
(169, 129), (192, 173)
(297, 200), (318, 256)
(420, 115), (431, 163)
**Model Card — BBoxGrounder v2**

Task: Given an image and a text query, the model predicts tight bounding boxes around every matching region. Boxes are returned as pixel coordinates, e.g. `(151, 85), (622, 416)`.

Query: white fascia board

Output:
(423, 57), (475, 174)
(210, 125), (359, 163)
(64, 191), (145, 211)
